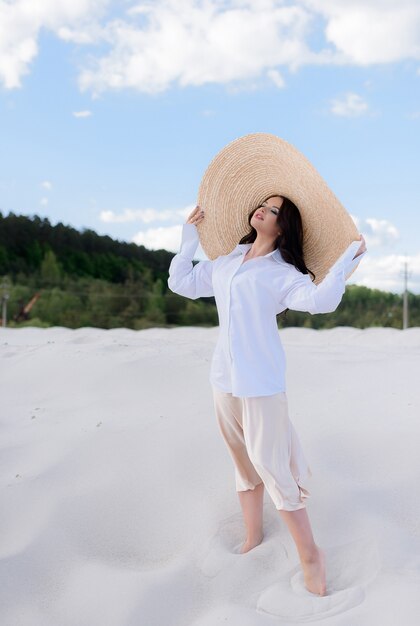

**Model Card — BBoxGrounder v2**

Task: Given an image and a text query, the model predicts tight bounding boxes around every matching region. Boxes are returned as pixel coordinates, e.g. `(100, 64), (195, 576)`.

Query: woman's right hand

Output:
(353, 233), (367, 259)
(186, 205), (205, 225)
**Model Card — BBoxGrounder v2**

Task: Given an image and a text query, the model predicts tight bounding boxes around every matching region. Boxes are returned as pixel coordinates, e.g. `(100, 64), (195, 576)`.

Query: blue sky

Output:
(0, 0), (419, 294)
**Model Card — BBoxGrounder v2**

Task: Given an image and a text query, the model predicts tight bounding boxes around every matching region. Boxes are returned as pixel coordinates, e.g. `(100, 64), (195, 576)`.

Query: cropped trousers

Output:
(211, 385), (313, 511)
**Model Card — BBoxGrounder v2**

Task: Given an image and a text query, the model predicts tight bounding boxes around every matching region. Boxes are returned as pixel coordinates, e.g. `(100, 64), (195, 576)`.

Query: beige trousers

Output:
(211, 385), (313, 511)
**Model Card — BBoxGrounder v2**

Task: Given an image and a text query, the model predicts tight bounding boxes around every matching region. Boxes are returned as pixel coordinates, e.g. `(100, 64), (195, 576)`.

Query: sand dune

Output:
(1, 326), (420, 625)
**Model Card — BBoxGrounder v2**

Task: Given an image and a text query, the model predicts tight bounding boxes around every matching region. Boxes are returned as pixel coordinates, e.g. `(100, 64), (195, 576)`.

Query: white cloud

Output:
(364, 218), (400, 248)
(72, 110), (92, 117)
(57, 23), (105, 44)
(100, 204), (195, 224)
(1, 1), (420, 93)
(101, 208), (171, 224)
(41, 180), (52, 190)
(267, 68), (286, 88)
(0, 0), (109, 89)
(132, 223), (209, 259)
(40, 197), (48, 206)
(133, 224), (182, 251)
(75, 0), (420, 94)
(78, 1), (315, 94)
(330, 92), (369, 116)
(300, 0), (420, 65)
(351, 251), (420, 294)
(351, 214), (400, 248)
(100, 202), (208, 256)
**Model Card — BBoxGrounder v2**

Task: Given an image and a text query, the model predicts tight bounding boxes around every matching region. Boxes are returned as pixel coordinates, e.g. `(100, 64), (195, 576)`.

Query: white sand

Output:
(1, 325), (420, 625)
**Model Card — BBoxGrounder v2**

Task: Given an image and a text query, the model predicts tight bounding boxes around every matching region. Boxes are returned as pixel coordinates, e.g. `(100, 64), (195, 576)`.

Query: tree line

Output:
(0, 210), (418, 329)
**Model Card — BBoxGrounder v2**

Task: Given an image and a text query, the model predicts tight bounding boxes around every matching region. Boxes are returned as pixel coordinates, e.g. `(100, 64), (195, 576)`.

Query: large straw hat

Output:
(196, 132), (361, 284)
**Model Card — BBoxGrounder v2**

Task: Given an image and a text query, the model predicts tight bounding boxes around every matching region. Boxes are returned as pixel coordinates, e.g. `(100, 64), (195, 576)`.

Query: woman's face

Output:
(250, 196), (284, 238)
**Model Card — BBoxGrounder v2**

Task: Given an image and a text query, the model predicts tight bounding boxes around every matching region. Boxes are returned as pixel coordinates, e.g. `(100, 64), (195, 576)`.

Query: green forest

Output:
(0, 211), (418, 330)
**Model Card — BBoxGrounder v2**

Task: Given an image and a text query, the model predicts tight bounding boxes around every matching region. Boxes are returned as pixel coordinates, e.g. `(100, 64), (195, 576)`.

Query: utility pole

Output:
(1, 276), (10, 328)
(402, 255), (410, 330)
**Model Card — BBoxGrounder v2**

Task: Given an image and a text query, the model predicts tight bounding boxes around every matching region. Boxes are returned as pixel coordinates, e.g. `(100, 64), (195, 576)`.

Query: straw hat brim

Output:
(196, 133), (361, 284)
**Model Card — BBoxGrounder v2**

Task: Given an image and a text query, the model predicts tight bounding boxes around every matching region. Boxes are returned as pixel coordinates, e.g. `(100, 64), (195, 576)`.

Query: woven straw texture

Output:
(196, 133), (361, 284)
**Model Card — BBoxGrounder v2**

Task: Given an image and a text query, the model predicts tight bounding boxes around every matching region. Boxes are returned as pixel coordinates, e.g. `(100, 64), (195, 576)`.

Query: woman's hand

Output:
(186, 205), (205, 225)
(353, 233), (367, 259)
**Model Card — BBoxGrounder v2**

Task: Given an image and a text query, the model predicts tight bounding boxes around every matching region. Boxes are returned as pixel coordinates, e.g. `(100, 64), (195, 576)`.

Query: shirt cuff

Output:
(178, 222), (200, 260)
(345, 248), (367, 278)
(328, 240), (367, 279)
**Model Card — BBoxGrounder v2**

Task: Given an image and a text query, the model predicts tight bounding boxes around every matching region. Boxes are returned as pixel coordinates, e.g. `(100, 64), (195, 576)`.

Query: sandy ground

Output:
(1, 325), (420, 626)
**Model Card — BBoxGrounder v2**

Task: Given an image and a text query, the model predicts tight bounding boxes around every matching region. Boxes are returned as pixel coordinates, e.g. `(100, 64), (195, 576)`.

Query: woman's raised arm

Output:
(278, 236), (368, 314)
(167, 207), (214, 300)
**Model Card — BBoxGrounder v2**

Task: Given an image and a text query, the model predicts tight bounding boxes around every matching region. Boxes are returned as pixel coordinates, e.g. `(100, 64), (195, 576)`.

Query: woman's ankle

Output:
(300, 544), (321, 564)
(241, 533), (264, 553)
(245, 530), (264, 544)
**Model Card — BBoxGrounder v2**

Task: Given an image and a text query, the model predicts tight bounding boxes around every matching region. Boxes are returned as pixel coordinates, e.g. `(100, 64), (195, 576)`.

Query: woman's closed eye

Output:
(258, 203), (279, 216)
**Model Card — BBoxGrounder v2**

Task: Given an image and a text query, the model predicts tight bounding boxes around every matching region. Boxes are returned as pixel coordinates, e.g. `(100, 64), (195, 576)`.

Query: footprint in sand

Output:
(197, 513), (250, 577)
(256, 534), (381, 622)
(197, 510), (286, 578)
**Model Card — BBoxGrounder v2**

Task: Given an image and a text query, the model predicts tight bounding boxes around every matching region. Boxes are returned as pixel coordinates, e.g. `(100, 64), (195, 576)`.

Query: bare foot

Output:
(301, 546), (327, 595)
(240, 533), (264, 554)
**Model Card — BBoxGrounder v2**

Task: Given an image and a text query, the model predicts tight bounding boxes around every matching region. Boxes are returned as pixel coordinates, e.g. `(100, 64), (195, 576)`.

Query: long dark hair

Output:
(239, 195), (315, 317)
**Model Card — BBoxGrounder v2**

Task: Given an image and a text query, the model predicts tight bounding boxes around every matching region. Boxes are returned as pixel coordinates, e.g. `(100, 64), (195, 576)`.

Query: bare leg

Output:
(237, 481), (265, 553)
(279, 507), (327, 595)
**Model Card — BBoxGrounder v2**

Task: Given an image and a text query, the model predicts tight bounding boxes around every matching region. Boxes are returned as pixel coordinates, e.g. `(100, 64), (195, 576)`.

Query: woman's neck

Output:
(246, 236), (277, 258)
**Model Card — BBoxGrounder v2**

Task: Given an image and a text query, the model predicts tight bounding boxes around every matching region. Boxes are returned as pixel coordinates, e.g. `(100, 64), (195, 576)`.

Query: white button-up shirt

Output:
(168, 222), (367, 398)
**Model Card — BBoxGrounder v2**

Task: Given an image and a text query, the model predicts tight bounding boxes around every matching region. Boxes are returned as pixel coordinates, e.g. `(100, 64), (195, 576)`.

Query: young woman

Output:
(168, 196), (367, 596)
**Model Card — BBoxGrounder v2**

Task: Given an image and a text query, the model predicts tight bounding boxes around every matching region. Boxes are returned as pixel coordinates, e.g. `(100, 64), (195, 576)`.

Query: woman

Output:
(168, 195), (367, 596)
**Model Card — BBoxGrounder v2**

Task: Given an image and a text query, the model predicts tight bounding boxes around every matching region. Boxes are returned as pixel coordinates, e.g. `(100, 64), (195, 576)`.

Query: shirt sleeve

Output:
(279, 240), (368, 314)
(167, 222), (214, 299)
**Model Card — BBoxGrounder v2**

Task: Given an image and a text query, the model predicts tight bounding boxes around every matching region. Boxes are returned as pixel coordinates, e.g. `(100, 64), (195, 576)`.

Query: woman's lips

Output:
(255, 213), (264, 220)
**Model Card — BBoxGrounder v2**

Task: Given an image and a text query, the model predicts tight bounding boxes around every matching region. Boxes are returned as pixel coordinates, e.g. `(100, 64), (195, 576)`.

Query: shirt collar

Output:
(235, 243), (285, 265)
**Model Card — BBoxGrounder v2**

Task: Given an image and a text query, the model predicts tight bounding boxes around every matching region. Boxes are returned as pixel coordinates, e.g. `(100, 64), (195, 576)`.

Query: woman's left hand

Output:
(353, 234), (367, 259)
